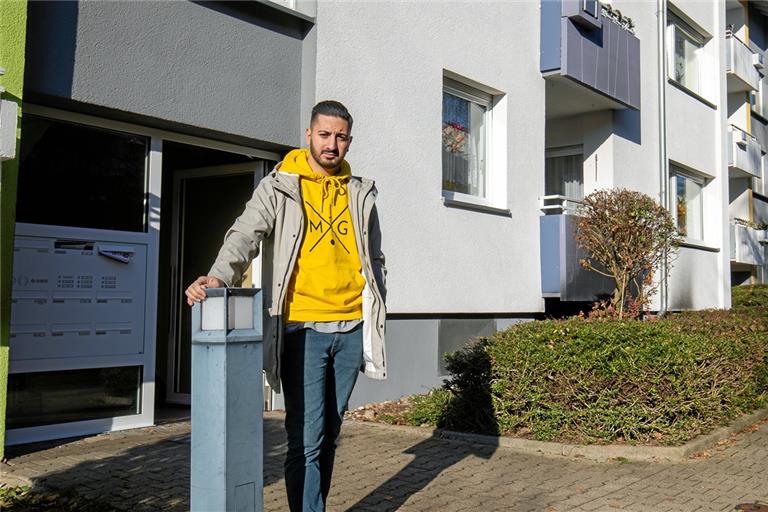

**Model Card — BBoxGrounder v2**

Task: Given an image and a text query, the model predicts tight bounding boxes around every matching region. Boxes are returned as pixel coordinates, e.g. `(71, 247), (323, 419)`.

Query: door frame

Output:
(165, 162), (269, 405)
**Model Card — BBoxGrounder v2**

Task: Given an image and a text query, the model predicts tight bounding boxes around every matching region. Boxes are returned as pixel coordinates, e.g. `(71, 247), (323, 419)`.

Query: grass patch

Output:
(0, 485), (119, 511)
(394, 286), (768, 446)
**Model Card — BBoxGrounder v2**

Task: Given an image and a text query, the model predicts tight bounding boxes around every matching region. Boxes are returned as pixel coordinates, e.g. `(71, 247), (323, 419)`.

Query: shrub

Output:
(403, 388), (453, 426)
(576, 189), (681, 318)
(0, 486), (117, 511)
(408, 310), (768, 445)
(732, 284), (768, 309)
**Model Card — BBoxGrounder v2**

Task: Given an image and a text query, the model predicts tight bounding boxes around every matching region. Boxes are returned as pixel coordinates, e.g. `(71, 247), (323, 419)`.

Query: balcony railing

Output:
(539, 194), (583, 215)
(540, 0), (640, 111)
(726, 32), (762, 93)
(540, 212), (615, 301)
(730, 220), (767, 266)
(728, 125), (763, 179)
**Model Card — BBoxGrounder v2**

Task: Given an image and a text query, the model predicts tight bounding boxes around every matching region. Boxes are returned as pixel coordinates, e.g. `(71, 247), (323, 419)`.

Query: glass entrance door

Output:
(167, 162), (268, 403)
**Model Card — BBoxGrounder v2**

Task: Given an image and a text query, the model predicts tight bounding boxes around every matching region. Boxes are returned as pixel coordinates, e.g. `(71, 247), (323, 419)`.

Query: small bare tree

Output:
(575, 189), (681, 319)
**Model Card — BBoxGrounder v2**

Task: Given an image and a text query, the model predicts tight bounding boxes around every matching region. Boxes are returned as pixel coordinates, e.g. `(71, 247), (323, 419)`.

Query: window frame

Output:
(667, 10), (707, 98)
(441, 77), (495, 207)
(669, 164), (707, 243)
(582, 0), (598, 18)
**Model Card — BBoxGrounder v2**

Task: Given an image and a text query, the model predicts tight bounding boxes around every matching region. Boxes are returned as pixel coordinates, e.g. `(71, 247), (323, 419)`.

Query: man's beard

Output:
(309, 144), (342, 171)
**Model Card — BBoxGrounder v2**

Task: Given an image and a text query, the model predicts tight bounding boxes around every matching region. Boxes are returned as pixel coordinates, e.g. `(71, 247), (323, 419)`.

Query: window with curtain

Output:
(442, 78), (492, 199)
(670, 167), (705, 240)
(545, 147), (584, 200)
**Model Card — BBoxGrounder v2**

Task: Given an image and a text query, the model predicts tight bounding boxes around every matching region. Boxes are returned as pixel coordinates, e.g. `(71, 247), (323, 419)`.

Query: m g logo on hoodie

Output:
(279, 148), (366, 322)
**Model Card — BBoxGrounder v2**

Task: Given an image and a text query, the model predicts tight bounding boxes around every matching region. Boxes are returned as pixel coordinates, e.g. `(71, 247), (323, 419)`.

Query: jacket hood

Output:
(277, 148), (351, 182)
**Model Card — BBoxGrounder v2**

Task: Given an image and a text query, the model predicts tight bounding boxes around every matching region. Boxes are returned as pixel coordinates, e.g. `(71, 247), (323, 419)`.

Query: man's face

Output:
(306, 114), (352, 172)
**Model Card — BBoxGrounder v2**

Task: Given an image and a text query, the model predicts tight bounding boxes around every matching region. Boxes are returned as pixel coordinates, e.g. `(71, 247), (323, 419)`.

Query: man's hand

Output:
(185, 276), (224, 306)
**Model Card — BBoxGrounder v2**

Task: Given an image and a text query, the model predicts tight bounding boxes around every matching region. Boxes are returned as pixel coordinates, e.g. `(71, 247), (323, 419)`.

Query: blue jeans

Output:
(281, 325), (363, 512)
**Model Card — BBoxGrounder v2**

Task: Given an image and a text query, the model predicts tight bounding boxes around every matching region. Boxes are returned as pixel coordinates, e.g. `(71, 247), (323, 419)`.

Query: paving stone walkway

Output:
(1, 411), (767, 511)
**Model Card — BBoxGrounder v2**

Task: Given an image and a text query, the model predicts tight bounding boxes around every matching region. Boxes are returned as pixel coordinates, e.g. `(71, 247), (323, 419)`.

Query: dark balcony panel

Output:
(541, 0), (563, 73)
(541, 0), (640, 111)
(540, 214), (615, 301)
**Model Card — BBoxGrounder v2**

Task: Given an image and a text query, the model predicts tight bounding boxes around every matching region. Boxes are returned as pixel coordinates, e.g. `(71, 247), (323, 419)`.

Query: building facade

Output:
(3, 0), (766, 446)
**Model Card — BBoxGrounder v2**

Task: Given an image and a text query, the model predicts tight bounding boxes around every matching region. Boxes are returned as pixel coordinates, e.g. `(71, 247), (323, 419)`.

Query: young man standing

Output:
(185, 100), (387, 512)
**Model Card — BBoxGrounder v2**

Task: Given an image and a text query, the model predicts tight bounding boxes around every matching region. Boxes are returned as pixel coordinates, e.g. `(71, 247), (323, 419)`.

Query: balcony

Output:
(730, 221), (766, 267)
(726, 32), (762, 93)
(541, 0), (640, 118)
(539, 200), (615, 301)
(728, 125), (763, 179)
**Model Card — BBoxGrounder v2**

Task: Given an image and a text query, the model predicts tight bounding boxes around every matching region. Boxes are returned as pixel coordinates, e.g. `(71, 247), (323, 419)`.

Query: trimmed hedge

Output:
(732, 284), (768, 309)
(407, 291), (768, 445)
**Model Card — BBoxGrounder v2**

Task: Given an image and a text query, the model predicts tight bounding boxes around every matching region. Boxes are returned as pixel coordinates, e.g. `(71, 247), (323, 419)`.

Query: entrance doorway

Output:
(158, 141), (277, 405)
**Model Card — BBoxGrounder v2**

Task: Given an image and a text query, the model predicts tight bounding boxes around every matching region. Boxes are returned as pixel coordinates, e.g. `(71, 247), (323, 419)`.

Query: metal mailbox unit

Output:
(191, 287), (264, 512)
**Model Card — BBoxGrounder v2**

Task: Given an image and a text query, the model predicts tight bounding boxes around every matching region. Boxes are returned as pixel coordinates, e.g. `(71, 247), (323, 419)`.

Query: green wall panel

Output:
(0, 0), (27, 458)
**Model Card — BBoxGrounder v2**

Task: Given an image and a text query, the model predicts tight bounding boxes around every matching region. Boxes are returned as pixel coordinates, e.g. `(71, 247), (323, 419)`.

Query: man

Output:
(185, 100), (387, 512)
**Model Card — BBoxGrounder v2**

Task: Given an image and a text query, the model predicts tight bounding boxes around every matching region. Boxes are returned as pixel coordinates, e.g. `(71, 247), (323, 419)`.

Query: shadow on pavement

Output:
(3, 416), (287, 512)
(345, 434), (499, 511)
(346, 342), (500, 511)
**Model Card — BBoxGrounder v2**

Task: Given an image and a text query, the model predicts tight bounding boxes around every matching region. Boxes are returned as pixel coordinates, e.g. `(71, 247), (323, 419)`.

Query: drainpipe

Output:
(657, 0), (670, 316)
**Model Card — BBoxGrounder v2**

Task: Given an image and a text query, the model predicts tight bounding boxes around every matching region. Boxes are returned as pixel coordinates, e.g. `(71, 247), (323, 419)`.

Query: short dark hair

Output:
(310, 100), (353, 131)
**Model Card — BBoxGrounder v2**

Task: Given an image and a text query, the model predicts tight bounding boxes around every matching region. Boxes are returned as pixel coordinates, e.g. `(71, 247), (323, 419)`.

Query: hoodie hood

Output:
(278, 148), (351, 181)
(278, 148), (353, 221)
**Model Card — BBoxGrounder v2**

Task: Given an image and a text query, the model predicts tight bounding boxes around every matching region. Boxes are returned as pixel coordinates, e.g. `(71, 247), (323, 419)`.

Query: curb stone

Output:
(348, 407), (768, 463)
(0, 470), (33, 488)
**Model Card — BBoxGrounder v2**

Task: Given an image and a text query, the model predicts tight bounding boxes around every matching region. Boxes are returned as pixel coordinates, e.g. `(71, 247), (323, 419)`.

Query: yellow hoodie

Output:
(280, 149), (366, 322)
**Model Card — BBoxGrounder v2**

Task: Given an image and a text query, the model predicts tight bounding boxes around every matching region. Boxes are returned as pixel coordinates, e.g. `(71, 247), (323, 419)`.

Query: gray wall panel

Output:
(25, 1), (306, 146)
(348, 319), (442, 409)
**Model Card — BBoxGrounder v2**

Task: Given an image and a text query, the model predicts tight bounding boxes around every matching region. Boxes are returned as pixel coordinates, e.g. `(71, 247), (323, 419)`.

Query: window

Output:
(667, 11), (706, 95)
(17, 116), (149, 232)
(583, 0), (598, 18)
(8, 366), (141, 429)
(670, 166), (705, 240)
(545, 146), (584, 200)
(442, 78), (492, 199)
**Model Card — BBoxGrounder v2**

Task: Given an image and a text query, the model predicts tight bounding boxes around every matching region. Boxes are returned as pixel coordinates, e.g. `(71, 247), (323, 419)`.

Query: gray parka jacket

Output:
(208, 167), (387, 392)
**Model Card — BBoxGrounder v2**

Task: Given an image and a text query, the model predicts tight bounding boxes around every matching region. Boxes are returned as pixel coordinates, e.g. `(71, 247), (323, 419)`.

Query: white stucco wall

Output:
(312, 0), (730, 314)
(314, 1), (545, 314)
(730, 178), (752, 218)
(608, 3), (662, 198)
(666, 85), (719, 176)
(668, 247), (723, 310)
(727, 93), (750, 132)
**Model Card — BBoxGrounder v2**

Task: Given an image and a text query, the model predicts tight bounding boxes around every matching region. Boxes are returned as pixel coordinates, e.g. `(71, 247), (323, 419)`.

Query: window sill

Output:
(254, 0), (315, 23)
(679, 239), (720, 252)
(441, 195), (511, 217)
(667, 79), (717, 110)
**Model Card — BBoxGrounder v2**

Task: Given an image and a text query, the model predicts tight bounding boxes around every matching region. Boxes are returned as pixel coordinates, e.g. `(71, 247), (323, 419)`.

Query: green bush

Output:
(403, 389), (453, 426)
(408, 308), (768, 445)
(732, 284), (768, 309)
(0, 486), (117, 511)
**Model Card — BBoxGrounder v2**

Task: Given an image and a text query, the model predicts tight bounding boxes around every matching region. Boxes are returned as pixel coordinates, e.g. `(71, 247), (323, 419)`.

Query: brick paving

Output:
(1, 411), (767, 511)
